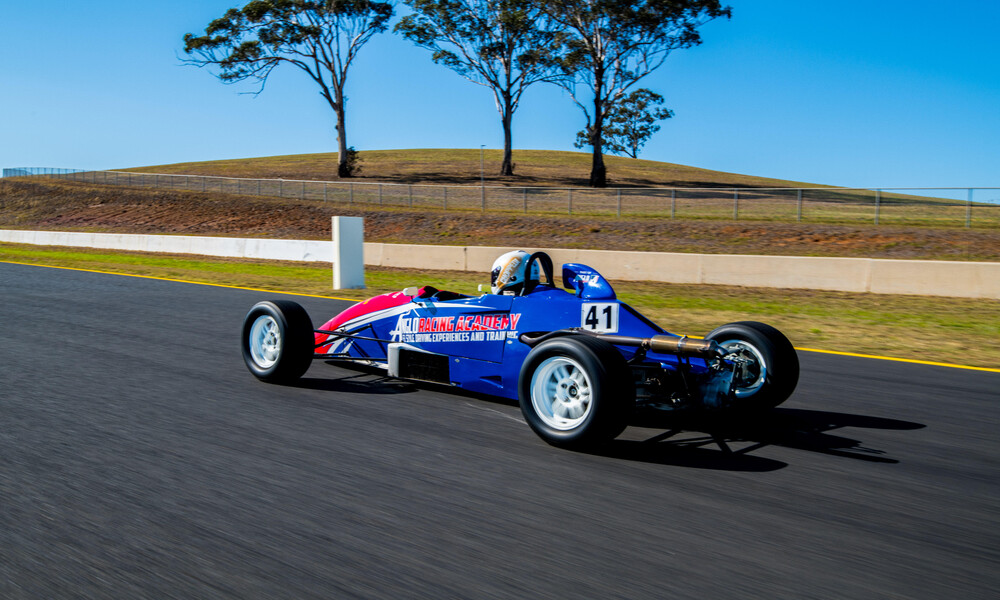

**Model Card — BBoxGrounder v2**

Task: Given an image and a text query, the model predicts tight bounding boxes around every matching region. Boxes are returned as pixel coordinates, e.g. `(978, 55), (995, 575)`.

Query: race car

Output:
(241, 250), (799, 448)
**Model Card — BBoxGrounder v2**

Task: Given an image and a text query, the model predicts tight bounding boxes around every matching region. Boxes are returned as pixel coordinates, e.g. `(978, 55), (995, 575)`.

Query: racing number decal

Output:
(581, 303), (619, 333)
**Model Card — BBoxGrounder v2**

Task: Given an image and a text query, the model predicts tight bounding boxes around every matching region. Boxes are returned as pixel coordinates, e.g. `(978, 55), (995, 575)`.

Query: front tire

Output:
(706, 321), (799, 410)
(241, 300), (314, 384)
(518, 336), (634, 449)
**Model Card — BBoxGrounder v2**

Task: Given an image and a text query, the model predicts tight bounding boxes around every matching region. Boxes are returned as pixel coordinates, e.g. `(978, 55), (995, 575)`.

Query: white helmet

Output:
(490, 250), (539, 295)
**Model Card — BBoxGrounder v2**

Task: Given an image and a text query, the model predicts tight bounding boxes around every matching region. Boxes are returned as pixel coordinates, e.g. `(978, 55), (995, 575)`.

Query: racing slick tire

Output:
(705, 321), (799, 411)
(242, 300), (314, 384)
(518, 336), (635, 449)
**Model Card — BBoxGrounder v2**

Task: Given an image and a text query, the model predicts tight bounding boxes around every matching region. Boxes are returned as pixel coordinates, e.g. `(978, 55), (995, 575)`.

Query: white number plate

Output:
(580, 303), (619, 333)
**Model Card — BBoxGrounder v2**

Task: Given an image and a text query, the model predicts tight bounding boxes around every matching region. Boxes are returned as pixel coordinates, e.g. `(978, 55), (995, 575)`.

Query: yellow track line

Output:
(792, 347), (1000, 373)
(0, 259), (358, 302)
(3, 259), (999, 374)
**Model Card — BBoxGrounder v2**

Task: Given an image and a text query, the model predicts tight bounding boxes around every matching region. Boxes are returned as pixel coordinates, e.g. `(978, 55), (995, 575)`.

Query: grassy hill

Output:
(126, 149), (826, 189)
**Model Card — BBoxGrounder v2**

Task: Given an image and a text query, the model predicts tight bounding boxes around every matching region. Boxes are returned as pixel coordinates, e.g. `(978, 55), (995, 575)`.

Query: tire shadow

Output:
(589, 408), (925, 471)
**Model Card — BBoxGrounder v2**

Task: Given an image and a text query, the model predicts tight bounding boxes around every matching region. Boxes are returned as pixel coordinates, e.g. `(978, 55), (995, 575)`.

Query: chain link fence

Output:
(4, 167), (998, 228)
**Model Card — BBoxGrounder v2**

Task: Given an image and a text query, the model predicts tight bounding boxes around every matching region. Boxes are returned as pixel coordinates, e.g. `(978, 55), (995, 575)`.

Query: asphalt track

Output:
(1, 261), (997, 599)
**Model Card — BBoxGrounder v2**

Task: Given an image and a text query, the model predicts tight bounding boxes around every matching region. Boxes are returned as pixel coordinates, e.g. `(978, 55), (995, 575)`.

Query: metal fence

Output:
(2, 167), (85, 178)
(4, 167), (999, 228)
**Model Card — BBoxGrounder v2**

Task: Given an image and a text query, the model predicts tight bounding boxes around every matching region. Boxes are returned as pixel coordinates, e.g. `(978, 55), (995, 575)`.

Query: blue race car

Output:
(241, 251), (799, 448)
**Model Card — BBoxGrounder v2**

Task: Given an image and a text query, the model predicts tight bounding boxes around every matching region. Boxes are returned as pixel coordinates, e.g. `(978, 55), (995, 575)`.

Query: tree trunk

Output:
(589, 67), (607, 188)
(500, 95), (514, 176)
(335, 99), (350, 178)
(590, 144), (607, 187)
(589, 104), (607, 188)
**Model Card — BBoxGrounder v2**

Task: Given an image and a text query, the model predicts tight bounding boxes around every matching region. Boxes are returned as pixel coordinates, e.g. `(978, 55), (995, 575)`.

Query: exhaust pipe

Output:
(645, 335), (724, 358)
(520, 330), (724, 358)
(599, 333), (724, 358)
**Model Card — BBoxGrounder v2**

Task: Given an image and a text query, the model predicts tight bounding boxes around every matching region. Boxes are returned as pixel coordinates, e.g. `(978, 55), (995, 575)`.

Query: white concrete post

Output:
(332, 216), (365, 289)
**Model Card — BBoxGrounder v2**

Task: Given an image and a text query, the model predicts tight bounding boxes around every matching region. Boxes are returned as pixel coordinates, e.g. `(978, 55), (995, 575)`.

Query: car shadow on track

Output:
(296, 365), (925, 472)
(292, 373), (418, 395)
(592, 409), (925, 471)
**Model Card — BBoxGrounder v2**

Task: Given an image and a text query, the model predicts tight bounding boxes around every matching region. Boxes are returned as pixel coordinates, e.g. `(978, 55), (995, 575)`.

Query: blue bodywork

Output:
(320, 263), (714, 402)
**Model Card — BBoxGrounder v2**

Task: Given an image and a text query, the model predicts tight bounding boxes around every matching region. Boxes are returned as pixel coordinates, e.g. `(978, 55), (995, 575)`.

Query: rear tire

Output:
(706, 321), (799, 410)
(241, 300), (314, 384)
(518, 336), (634, 449)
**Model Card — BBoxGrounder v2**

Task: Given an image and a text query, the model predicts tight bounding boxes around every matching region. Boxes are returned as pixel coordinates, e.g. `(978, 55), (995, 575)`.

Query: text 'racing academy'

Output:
(390, 313), (523, 344)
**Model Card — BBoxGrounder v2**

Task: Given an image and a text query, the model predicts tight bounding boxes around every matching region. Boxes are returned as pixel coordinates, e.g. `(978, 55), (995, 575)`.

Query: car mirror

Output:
(402, 286), (419, 297)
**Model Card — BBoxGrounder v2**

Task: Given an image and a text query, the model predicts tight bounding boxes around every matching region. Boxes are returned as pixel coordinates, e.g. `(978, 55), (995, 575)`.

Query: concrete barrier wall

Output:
(364, 243), (1000, 299)
(0, 229), (332, 262)
(2, 230), (997, 299)
(868, 259), (1000, 298)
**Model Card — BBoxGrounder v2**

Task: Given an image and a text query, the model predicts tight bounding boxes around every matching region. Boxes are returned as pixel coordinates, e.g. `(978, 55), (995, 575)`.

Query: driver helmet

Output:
(490, 250), (539, 295)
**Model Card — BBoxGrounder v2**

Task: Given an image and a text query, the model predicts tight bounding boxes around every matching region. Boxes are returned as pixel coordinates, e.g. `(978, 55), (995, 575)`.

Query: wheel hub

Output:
(250, 315), (281, 368)
(719, 340), (767, 397)
(531, 357), (594, 430)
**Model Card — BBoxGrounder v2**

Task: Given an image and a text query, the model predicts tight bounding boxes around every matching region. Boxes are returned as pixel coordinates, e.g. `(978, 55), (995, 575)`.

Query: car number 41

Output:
(581, 302), (619, 333)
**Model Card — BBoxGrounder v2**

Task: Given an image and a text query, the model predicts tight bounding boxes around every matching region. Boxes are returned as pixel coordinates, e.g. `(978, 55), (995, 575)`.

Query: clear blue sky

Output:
(2, 0), (997, 188)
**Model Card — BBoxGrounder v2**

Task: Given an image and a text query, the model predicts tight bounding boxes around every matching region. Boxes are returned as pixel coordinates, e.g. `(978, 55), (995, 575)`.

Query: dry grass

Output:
(2, 177), (998, 260)
(124, 148), (829, 188)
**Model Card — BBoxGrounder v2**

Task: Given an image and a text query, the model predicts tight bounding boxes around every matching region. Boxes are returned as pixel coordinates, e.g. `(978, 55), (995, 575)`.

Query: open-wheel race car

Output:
(241, 251), (799, 449)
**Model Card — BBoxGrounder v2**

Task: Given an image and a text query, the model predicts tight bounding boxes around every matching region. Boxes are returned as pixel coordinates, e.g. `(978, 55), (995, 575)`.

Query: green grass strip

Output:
(3, 242), (998, 369)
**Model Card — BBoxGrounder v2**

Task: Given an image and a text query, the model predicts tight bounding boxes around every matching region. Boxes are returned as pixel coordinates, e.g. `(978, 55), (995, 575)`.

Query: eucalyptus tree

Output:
(545, 0), (730, 186)
(396, 0), (561, 176)
(183, 0), (394, 177)
(577, 89), (673, 159)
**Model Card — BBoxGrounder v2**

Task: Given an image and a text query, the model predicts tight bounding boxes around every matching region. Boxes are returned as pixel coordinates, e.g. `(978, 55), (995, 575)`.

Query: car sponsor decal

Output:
(315, 297), (476, 352)
(391, 312), (522, 344)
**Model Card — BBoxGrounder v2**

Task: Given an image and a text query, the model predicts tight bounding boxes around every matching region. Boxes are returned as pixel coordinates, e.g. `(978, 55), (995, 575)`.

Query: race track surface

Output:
(1, 262), (997, 599)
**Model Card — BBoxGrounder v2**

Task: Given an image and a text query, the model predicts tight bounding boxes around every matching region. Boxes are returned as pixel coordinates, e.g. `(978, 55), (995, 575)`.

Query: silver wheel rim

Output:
(249, 315), (281, 369)
(530, 356), (593, 431)
(719, 339), (767, 397)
